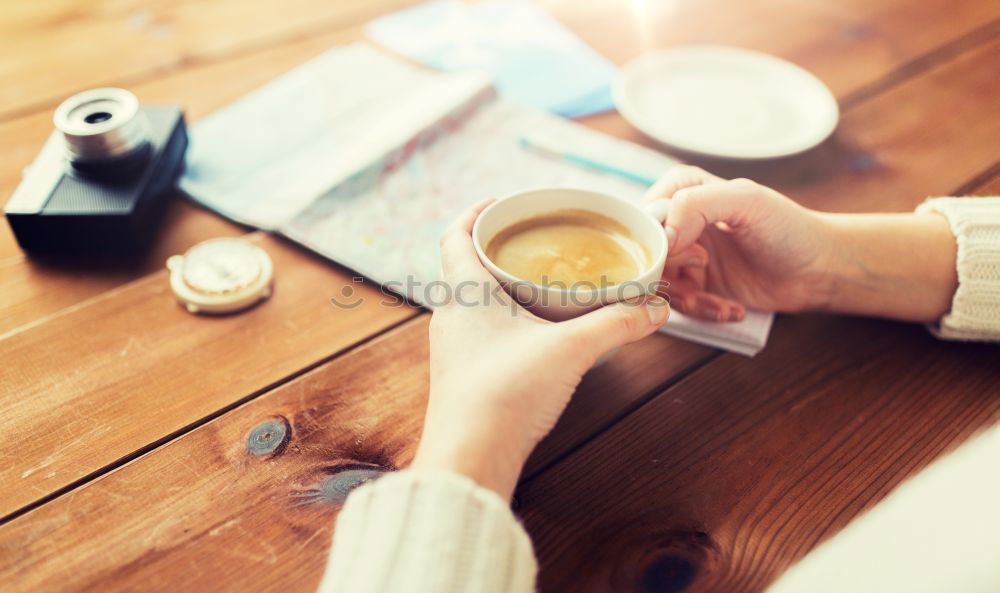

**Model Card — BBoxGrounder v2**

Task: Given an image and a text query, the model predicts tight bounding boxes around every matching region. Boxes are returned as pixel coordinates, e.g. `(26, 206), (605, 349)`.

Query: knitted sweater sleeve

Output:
(318, 470), (537, 593)
(915, 196), (1000, 341)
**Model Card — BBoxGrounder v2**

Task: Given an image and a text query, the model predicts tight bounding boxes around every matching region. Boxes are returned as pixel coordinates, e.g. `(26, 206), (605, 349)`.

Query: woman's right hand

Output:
(645, 166), (838, 321)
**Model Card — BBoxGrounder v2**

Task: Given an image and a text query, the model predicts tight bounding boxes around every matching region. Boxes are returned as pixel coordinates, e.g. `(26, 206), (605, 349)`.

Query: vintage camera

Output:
(4, 88), (187, 254)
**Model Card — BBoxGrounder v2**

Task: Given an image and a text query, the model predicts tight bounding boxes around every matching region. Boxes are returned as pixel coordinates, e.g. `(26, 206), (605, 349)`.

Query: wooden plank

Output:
(2, 0), (994, 121)
(547, 0), (998, 99)
(962, 166), (1000, 196)
(0, 0), (424, 119)
(0, 200), (244, 335)
(0, 314), (712, 592)
(518, 313), (1000, 593)
(526, 337), (716, 477)
(0, 315), (432, 593)
(780, 34), (1000, 212)
(0, 233), (419, 520)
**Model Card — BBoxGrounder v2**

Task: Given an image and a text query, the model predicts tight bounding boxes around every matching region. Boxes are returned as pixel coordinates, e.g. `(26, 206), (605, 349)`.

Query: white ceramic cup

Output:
(472, 188), (669, 321)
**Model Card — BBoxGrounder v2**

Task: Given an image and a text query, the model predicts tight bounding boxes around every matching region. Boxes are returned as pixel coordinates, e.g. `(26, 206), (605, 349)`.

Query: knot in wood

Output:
(640, 555), (697, 593)
(247, 418), (290, 456)
(316, 468), (388, 506)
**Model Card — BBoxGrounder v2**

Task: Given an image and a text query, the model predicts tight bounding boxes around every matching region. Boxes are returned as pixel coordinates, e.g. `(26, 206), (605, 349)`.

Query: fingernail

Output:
(664, 226), (677, 250)
(645, 295), (670, 325)
(730, 307), (745, 321)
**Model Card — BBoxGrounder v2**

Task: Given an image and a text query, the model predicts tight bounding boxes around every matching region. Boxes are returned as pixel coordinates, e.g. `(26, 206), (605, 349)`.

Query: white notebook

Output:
(180, 43), (774, 356)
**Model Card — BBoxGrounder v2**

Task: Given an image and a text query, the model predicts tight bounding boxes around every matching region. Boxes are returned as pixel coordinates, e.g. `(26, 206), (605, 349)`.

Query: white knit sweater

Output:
(319, 197), (1000, 593)
(916, 197), (1000, 340)
(319, 471), (536, 593)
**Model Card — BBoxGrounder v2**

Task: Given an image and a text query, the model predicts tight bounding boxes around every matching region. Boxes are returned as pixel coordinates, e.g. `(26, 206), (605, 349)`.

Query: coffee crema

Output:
(484, 209), (650, 287)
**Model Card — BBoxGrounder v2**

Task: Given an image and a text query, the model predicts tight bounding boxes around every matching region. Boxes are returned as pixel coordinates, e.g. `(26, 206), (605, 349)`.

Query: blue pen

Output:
(518, 135), (658, 187)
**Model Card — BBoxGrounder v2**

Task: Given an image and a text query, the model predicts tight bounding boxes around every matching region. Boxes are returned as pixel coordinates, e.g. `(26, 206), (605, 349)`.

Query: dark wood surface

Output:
(1, 1), (998, 591)
(0, 233), (419, 518)
(522, 314), (1000, 592)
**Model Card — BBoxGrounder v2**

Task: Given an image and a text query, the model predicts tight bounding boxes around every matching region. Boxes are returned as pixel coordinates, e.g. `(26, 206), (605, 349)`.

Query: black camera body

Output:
(4, 88), (187, 254)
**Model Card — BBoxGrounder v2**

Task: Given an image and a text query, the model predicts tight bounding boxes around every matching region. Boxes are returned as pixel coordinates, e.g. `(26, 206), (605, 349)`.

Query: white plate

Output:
(614, 46), (839, 159)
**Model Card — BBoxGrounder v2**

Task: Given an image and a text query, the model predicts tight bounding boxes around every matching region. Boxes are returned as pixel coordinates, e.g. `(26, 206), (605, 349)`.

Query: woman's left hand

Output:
(411, 199), (670, 500)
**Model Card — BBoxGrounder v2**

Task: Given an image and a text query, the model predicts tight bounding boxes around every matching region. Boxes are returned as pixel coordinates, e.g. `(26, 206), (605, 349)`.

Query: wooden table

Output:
(1, 1), (998, 591)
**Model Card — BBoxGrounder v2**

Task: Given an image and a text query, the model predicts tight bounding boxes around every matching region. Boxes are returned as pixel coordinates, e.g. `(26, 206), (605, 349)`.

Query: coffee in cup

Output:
(472, 188), (669, 321)
(484, 209), (651, 287)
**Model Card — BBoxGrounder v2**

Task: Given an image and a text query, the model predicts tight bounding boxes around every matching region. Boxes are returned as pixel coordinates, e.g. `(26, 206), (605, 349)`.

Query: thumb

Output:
(559, 295), (670, 359)
(667, 178), (759, 253)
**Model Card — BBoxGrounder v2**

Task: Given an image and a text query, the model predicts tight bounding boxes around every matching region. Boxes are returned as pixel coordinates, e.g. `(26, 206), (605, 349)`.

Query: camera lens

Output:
(54, 88), (150, 165)
(84, 112), (112, 124)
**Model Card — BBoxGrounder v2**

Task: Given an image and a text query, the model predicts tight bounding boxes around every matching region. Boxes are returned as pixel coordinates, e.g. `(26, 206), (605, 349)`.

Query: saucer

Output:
(614, 46), (838, 159)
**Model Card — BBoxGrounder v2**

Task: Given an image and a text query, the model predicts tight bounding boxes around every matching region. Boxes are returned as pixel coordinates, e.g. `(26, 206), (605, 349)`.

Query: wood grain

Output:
(783, 33), (1000, 212)
(519, 314), (1000, 593)
(0, 315), (431, 593)
(0, 233), (418, 519)
(0, 200), (244, 335)
(3, 0), (994, 120)
(965, 168), (1000, 196)
(546, 0), (997, 99)
(526, 337), (715, 477)
(0, 0), (425, 119)
(0, 315), (713, 592)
